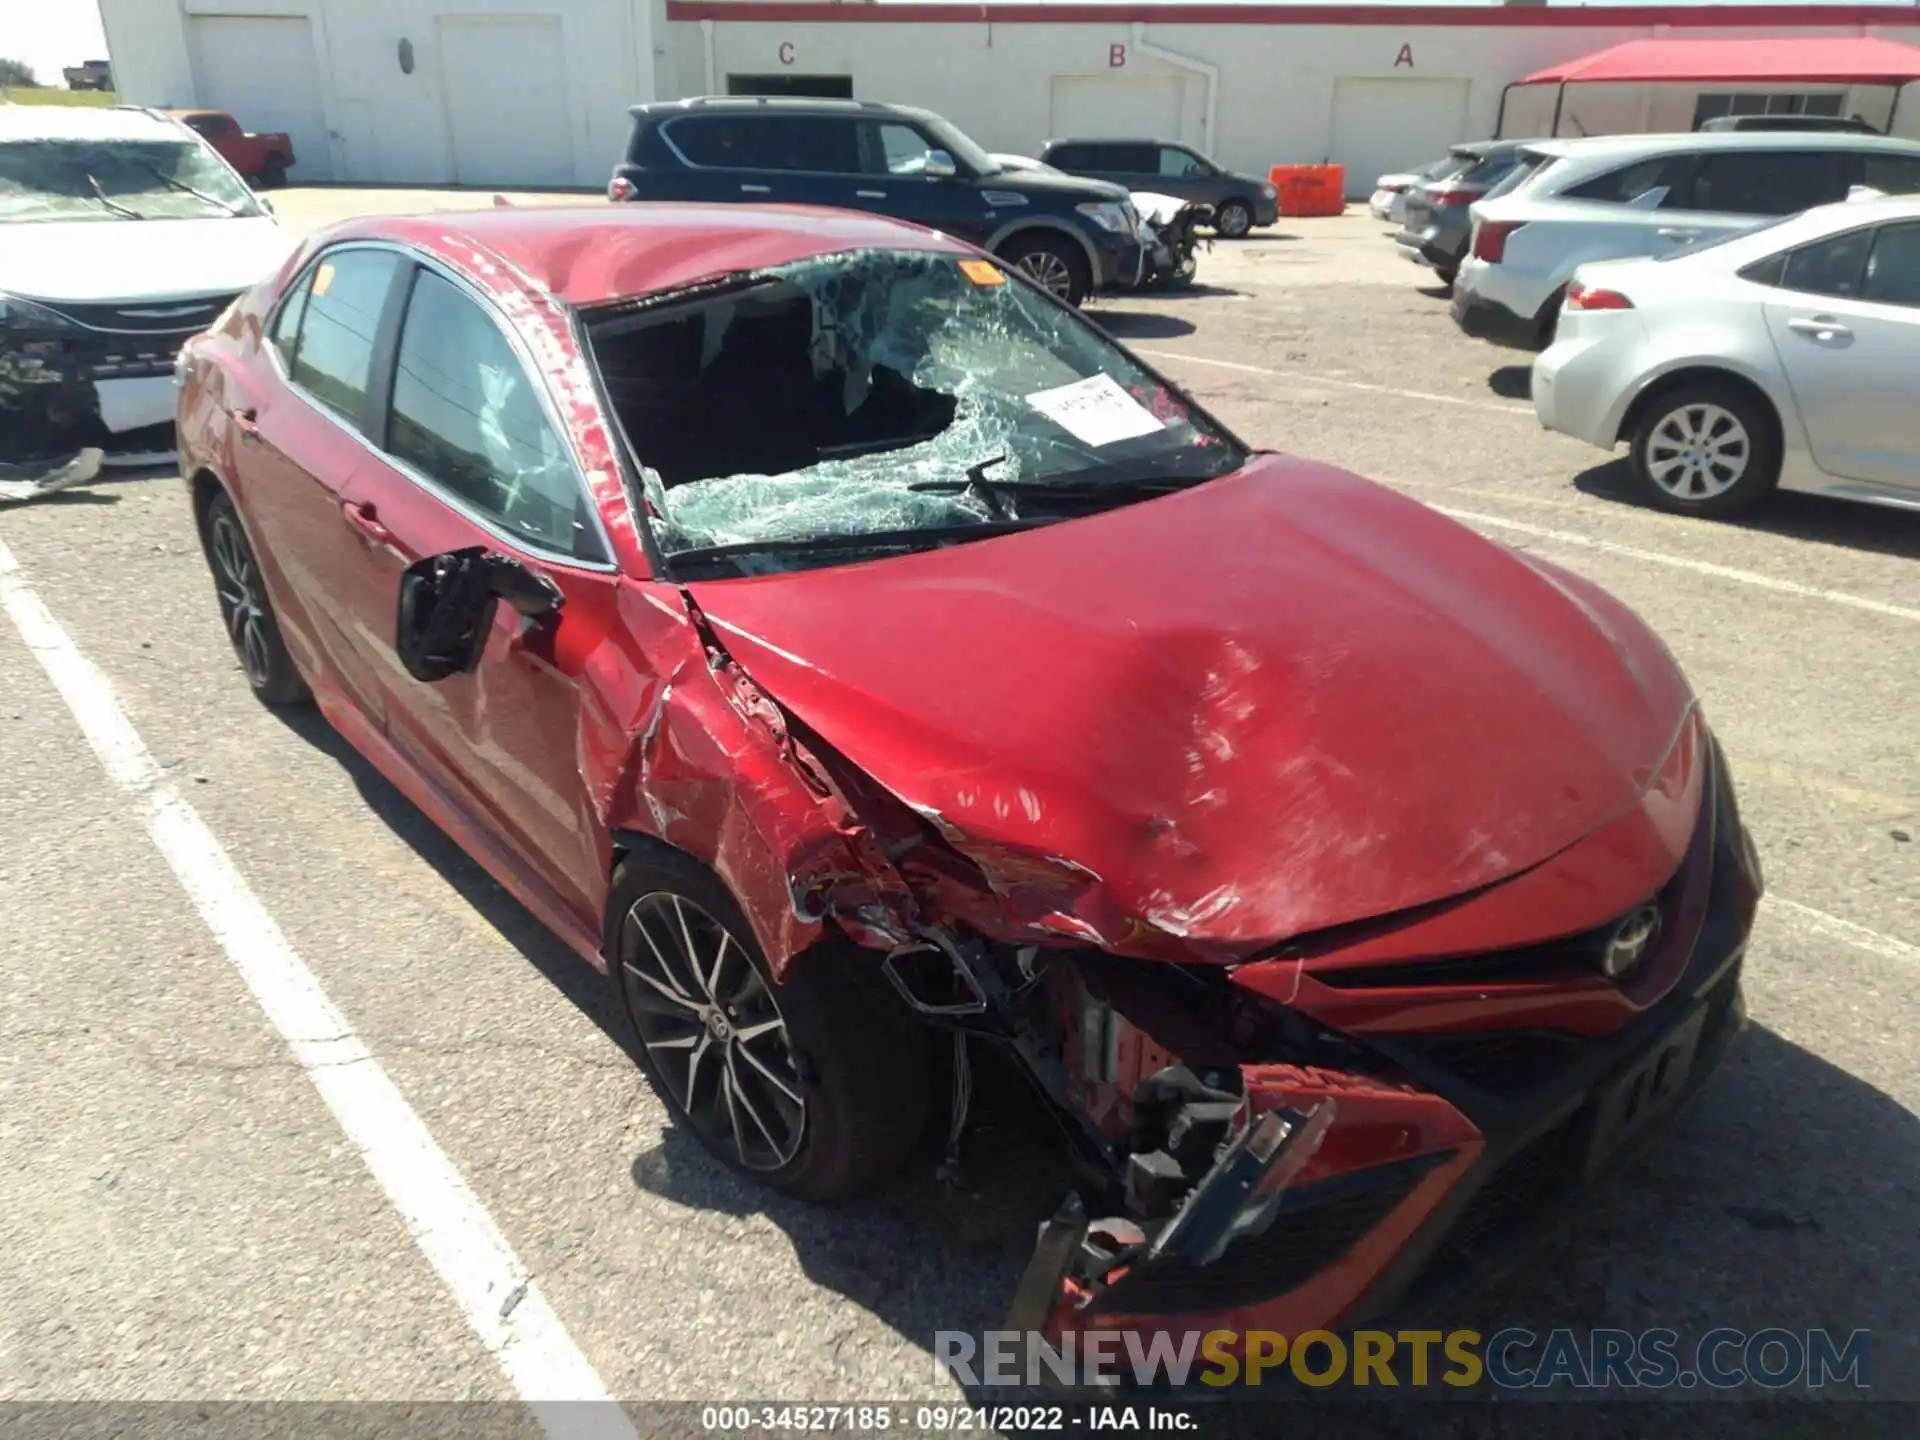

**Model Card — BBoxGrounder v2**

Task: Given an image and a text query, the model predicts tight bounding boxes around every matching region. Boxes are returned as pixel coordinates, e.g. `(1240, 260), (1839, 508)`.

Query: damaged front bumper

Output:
(0, 290), (234, 467)
(979, 739), (1760, 1373)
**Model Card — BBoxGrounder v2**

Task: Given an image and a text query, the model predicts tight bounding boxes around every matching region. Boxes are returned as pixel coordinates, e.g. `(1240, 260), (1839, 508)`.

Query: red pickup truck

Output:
(169, 110), (295, 188)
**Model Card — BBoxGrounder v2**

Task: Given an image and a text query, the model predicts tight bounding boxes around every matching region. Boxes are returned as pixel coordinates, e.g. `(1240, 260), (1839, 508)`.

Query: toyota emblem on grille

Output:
(1601, 904), (1662, 979)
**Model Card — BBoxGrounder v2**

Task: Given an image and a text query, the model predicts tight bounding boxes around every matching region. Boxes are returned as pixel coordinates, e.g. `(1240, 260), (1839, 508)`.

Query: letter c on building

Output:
(779, 41), (795, 66)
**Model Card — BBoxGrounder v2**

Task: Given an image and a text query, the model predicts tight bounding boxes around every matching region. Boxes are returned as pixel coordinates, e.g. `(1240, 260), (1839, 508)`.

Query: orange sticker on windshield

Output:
(312, 263), (335, 296)
(958, 259), (1005, 286)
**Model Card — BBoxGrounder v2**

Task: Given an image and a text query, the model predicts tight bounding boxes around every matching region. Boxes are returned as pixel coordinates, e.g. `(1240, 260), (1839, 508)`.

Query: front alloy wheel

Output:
(619, 892), (806, 1171)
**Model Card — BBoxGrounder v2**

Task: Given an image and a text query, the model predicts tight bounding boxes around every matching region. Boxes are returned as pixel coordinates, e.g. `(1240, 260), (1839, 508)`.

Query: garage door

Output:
(1329, 77), (1472, 198)
(1048, 75), (1185, 143)
(189, 16), (332, 182)
(439, 17), (574, 187)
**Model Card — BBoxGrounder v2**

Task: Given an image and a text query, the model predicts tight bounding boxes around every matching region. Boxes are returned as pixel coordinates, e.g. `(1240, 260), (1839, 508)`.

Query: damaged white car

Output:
(0, 104), (293, 496)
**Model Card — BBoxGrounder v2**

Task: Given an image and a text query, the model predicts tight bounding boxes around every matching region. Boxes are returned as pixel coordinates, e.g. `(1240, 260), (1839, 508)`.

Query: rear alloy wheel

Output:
(204, 491), (309, 706)
(1214, 199), (1254, 239)
(1630, 382), (1780, 517)
(610, 850), (929, 1199)
(999, 234), (1090, 307)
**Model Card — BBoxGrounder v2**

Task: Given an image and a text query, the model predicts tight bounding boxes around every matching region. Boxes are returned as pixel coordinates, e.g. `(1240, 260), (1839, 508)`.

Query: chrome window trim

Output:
(264, 238), (623, 574)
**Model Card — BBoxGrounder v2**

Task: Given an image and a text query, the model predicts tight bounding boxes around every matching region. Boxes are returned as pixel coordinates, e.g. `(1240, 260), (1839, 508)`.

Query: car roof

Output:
(0, 104), (186, 143)
(335, 203), (974, 309)
(1047, 137), (1181, 147)
(628, 96), (945, 126)
(1520, 130), (1920, 160)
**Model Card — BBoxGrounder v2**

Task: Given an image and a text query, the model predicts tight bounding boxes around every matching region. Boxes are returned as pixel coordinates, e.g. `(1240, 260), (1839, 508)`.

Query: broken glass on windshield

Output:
(582, 247), (1243, 575)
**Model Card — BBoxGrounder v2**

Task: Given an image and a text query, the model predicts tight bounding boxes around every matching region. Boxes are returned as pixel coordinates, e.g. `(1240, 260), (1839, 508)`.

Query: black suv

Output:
(611, 98), (1144, 305)
(1037, 138), (1278, 238)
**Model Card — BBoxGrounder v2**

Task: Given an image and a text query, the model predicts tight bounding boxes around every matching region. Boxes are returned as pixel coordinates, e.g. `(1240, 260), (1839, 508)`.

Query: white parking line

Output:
(1430, 505), (1920, 624)
(1766, 897), (1920, 970)
(1133, 347), (1535, 417)
(0, 537), (636, 1439)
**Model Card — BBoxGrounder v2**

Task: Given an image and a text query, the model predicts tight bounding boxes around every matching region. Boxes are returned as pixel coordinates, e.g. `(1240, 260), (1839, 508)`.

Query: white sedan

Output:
(1368, 155), (1467, 225)
(1533, 195), (1920, 516)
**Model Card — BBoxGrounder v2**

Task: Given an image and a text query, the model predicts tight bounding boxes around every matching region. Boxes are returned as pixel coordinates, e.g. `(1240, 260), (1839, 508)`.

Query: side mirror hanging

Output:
(395, 547), (563, 683)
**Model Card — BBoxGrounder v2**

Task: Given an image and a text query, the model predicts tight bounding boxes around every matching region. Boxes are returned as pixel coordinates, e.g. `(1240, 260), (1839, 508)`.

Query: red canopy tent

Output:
(1498, 35), (1920, 137)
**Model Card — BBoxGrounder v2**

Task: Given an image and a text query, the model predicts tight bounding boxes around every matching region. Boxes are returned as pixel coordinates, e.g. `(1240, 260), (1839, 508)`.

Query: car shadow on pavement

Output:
(1444, 1022), (1919, 1394)
(1092, 310), (1198, 339)
(1488, 365), (1533, 401)
(1575, 459), (1920, 561)
(270, 707), (642, 1062)
(1416, 282), (1454, 300)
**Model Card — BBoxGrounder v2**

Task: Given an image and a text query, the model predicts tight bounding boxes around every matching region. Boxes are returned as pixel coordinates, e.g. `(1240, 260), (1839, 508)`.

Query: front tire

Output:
(998, 233), (1091, 308)
(202, 490), (309, 706)
(1629, 381), (1781, 517)
(609, 847), (930, 1200)
(1214, 199), (1253, 239)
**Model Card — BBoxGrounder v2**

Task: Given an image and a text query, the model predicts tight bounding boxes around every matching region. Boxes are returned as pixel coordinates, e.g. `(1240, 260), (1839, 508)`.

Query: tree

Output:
(0, 58), (43, 88)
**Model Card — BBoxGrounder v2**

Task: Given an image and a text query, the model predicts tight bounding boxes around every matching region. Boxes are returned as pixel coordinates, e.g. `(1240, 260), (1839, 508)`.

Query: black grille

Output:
(1393, 1029), (1591, 1101)
(1424, 1112), (1587, 1275)
(1093, 1162), (1431, 1315)
(39, 294), (237, 334)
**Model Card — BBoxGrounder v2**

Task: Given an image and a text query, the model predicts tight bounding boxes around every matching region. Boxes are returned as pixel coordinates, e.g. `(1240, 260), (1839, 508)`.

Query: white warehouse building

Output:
(97, 1), (1920, 194)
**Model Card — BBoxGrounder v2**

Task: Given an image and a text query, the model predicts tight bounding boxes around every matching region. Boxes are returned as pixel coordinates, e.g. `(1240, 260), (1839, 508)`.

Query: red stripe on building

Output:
(667, 3), (1920, 28)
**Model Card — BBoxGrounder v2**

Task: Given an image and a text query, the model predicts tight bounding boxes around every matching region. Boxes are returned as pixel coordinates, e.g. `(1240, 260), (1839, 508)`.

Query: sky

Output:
(4, 0), (108, 87)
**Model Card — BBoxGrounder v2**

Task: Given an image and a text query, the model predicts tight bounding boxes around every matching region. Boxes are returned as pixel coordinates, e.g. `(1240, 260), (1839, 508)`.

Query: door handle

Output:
(1787, 315), (1852, 340)
(1657, 227), (1700, 241)
(740, 183), (771, 194)
(340, 499), (394, 546)
(855, 189), (887, 199)
(232, 406), (261, 444)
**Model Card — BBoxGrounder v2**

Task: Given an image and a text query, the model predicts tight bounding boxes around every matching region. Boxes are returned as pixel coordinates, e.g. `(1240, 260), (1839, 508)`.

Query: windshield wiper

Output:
(668, 518), (1060, 576)
(85, 175), (145, 220)
(139, 162), (243, 216)
(908, 457), (1201, 517)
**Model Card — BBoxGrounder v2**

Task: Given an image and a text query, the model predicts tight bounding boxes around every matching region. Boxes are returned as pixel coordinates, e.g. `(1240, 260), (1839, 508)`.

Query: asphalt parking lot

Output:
(1, 188), (1915, 1426)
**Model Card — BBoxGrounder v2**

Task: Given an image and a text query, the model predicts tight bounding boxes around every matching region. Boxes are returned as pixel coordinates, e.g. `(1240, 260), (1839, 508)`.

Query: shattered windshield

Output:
(0, 138), (260, 223)
(585, 248), (1245, 577)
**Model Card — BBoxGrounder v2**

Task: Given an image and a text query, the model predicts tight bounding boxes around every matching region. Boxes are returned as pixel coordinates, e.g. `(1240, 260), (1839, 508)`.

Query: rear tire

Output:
(608, 846), (931, 1200)
(1214, 199), (1253, 239)
(1628, 380), (1781, 517)
(259, 155), (288, 190)
(998, 233), (1091, 308)
(202, 490), (309, 707)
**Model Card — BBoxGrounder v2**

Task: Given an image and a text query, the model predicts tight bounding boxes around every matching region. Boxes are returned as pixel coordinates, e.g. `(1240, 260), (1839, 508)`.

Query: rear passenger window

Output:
(1777, 227), (1874, 297)
(1564, 156), (1693, 206)
(288, 249), (399, 424)
(664, 114), (858, 173)
(1046, 144), (1091, 169)
(1862, 222), (1920, 307)
(1100, 144), (1158, 172)
(1691, 151), (1848, 215)
(1860, 154), (1920, 194)
(387, 270), (605, 563)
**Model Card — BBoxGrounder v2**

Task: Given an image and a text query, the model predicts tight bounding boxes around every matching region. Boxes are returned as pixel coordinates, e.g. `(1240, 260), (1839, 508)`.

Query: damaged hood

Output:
(0, 216), (293, 304)
(688, 456), (1696, 954)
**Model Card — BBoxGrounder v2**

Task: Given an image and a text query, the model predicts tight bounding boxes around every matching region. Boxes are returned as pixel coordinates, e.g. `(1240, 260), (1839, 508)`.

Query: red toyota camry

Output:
(175, 203), (1760, 1356)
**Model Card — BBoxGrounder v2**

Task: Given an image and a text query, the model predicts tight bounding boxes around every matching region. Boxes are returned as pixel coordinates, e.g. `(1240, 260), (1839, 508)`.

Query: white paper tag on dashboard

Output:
(1025, 373), (1164, 447)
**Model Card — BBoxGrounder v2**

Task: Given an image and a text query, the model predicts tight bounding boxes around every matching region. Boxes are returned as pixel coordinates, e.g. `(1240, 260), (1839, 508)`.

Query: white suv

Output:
(1450, 131), (1920, 351)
